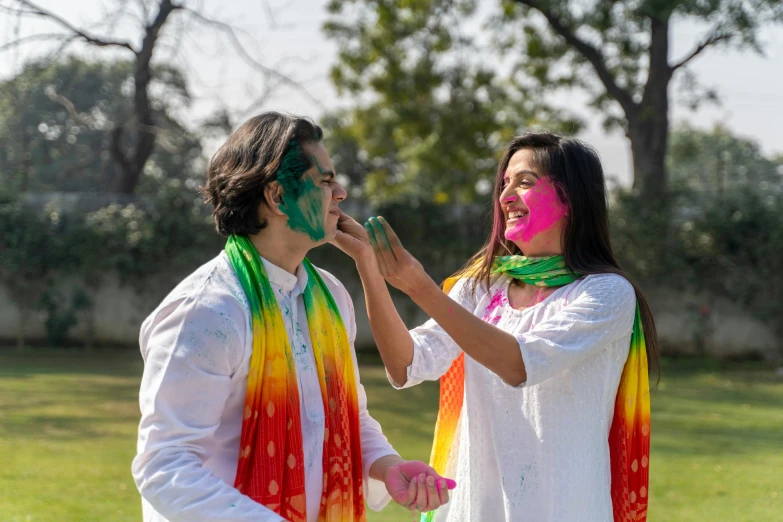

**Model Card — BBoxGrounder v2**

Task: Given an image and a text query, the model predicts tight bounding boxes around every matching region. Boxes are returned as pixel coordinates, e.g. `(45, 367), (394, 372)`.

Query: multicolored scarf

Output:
(225, 235), (366, 522)
(426, 255), (650, 522)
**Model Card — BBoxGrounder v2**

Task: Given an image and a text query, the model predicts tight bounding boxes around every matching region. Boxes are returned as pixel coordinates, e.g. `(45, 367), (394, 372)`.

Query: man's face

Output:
(278, 141), (346, 243)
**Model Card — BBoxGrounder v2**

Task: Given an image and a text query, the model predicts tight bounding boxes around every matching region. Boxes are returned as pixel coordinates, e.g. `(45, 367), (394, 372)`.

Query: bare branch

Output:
(671, 32), (733, 71)
(261, 0), (294, 30)
(60, 152), (100, 178)
(44, 84), (183, 154)
(182, 6), (324, 110)
(135, 0), (151, 24)
(0, 3), (38, 16)
(13, 0), (137, 53)
(513, 0), (637, 115)
(40, 33), (81, 64)
(44, 85), (95, 125)
(0, 33), (69, 54)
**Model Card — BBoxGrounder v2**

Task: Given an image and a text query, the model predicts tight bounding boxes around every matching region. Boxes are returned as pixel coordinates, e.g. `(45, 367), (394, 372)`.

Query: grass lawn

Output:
(0, 349), (781, 522)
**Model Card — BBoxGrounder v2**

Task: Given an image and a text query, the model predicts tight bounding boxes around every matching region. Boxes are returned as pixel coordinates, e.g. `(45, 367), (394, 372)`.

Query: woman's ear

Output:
(264, 181), (287, 217)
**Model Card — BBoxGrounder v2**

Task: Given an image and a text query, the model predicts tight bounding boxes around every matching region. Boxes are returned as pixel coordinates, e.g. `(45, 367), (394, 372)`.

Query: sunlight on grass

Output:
(0, 350), (780, 522)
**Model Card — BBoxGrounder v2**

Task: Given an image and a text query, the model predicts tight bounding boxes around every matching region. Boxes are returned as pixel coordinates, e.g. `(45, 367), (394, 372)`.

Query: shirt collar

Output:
(260, 256), (308, 297)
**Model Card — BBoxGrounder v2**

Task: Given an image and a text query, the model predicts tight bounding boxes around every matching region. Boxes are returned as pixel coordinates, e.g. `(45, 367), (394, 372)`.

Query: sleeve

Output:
(516, 274), (637, 388)
(391, 277), (478, 389)
(132, 292), (286, 522)
(326, 272), (399, 512)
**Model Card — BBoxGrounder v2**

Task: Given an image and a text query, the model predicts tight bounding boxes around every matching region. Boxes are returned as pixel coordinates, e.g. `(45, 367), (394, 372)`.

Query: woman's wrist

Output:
(356, 250), (380, 277)
(405, 270), (439, 299)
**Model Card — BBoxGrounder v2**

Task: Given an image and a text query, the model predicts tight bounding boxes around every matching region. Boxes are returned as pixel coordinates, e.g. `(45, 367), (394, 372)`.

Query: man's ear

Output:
(264, 181), (287, 217)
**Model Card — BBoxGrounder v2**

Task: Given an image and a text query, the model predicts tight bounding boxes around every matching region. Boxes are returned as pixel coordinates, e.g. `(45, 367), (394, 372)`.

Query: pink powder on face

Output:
(504, 177), (567, 243)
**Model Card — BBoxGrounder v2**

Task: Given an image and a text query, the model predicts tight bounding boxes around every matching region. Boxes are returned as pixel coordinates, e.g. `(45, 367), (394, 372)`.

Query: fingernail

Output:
(419, 473), (426, 482)
(427, 476), (435, 486)
(411, 476), (417, 485)
(439, 479), (446, 489)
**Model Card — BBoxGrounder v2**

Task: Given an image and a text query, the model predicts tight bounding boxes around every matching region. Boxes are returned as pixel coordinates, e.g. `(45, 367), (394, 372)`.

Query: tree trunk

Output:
(628, 15), (672, 205)
(628, 117), (668, 200)
(114, 0), (179, 194)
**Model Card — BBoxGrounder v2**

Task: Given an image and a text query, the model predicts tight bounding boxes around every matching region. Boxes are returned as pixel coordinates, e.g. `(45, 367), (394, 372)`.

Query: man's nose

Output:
(333, 183), (348, 201)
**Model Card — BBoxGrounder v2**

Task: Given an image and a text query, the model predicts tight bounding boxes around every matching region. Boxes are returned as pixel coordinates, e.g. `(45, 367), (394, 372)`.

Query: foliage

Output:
(668, 123), (783, 199)
(39, 287), (92, 347)
(495, 0), (783, 132)
(326, 0), (782, 201)
(84, 180), (223, 285)
(0, 181), (223, 347)
(0, 197), (95, 347)
(611, 185), (783, 350)
(0, 56), (202, 194)
(323, 0), (581, 204)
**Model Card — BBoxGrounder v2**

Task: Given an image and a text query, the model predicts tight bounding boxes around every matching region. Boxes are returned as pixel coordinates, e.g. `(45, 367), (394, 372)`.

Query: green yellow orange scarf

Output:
(225, 235), (366, 522)
(426, 255), (650, 522)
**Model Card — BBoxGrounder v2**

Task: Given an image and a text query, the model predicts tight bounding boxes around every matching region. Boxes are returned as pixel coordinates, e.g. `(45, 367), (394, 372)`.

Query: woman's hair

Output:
(202, 111), (323, 236)
(455, 132), (659, 374)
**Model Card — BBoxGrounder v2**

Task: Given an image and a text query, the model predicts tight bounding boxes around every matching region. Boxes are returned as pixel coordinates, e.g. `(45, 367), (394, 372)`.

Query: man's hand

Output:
(371, 456), (456, 513)
(330, 209), (374, 264)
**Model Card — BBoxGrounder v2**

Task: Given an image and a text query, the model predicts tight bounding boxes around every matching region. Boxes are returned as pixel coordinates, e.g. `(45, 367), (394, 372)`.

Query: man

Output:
(132, 112), (453, 522)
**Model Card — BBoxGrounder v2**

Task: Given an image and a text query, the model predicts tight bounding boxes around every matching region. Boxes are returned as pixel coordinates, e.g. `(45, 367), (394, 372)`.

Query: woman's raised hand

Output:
(364, 216), (430, 296)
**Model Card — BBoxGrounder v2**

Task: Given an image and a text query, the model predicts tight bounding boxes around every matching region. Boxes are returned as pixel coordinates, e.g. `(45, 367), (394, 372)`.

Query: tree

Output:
(668, 123), (783, 201)
(0, 0), (315, 194)
(324, 0), (580, 204)
(498, 0), (783, 204)
(0, 56), (201, 193)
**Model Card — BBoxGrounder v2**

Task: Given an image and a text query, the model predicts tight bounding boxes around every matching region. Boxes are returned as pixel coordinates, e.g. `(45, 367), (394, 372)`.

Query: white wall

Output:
(1, 275), (777, 360)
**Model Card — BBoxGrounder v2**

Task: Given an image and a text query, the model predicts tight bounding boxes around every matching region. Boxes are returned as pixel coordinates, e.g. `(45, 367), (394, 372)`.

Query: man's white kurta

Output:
(395, 273), (637, 522)
(133, 252), (398, 522)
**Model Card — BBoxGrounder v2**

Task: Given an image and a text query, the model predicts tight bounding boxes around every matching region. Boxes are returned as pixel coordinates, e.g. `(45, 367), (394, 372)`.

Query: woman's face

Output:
(499, 148), (568, 256)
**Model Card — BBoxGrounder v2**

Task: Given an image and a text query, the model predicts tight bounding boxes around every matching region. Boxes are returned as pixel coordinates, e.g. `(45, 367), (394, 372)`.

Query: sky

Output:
(1, 0), (782, 187)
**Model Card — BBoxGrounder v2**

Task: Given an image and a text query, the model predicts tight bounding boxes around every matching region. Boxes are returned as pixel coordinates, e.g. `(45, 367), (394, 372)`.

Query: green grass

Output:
(0, 350), (781, 522)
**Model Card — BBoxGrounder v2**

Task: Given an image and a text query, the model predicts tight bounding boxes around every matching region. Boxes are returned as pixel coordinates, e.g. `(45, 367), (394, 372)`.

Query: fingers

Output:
(436, 478), (450, 507)
(377, 216), (405, 260)
(368, 217), (397, 261)
(365, 218), (395, 270)
(364, 222), (389, 275)
(406, 473), (418, 509)
(424, 475), (440, 511)
(414, 473), (428, 511)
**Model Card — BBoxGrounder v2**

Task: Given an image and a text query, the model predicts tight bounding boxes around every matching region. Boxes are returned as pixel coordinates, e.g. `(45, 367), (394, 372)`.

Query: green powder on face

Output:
(276, 140), (325, 241)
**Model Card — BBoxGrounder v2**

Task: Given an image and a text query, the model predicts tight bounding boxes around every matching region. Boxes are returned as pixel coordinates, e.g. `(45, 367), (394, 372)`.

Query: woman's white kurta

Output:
(395, 273), (637, 522)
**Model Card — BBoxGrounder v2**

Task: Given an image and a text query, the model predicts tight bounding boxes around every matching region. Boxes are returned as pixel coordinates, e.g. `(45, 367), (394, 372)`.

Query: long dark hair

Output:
(456, 132), (660, 374)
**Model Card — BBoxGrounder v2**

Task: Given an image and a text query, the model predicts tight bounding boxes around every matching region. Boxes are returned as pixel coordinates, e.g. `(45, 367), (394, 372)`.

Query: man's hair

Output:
(202, 111), (323, 236)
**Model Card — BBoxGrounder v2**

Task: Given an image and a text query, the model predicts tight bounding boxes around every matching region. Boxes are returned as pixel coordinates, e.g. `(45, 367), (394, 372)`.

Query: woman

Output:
(333, 133), (657, 522)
